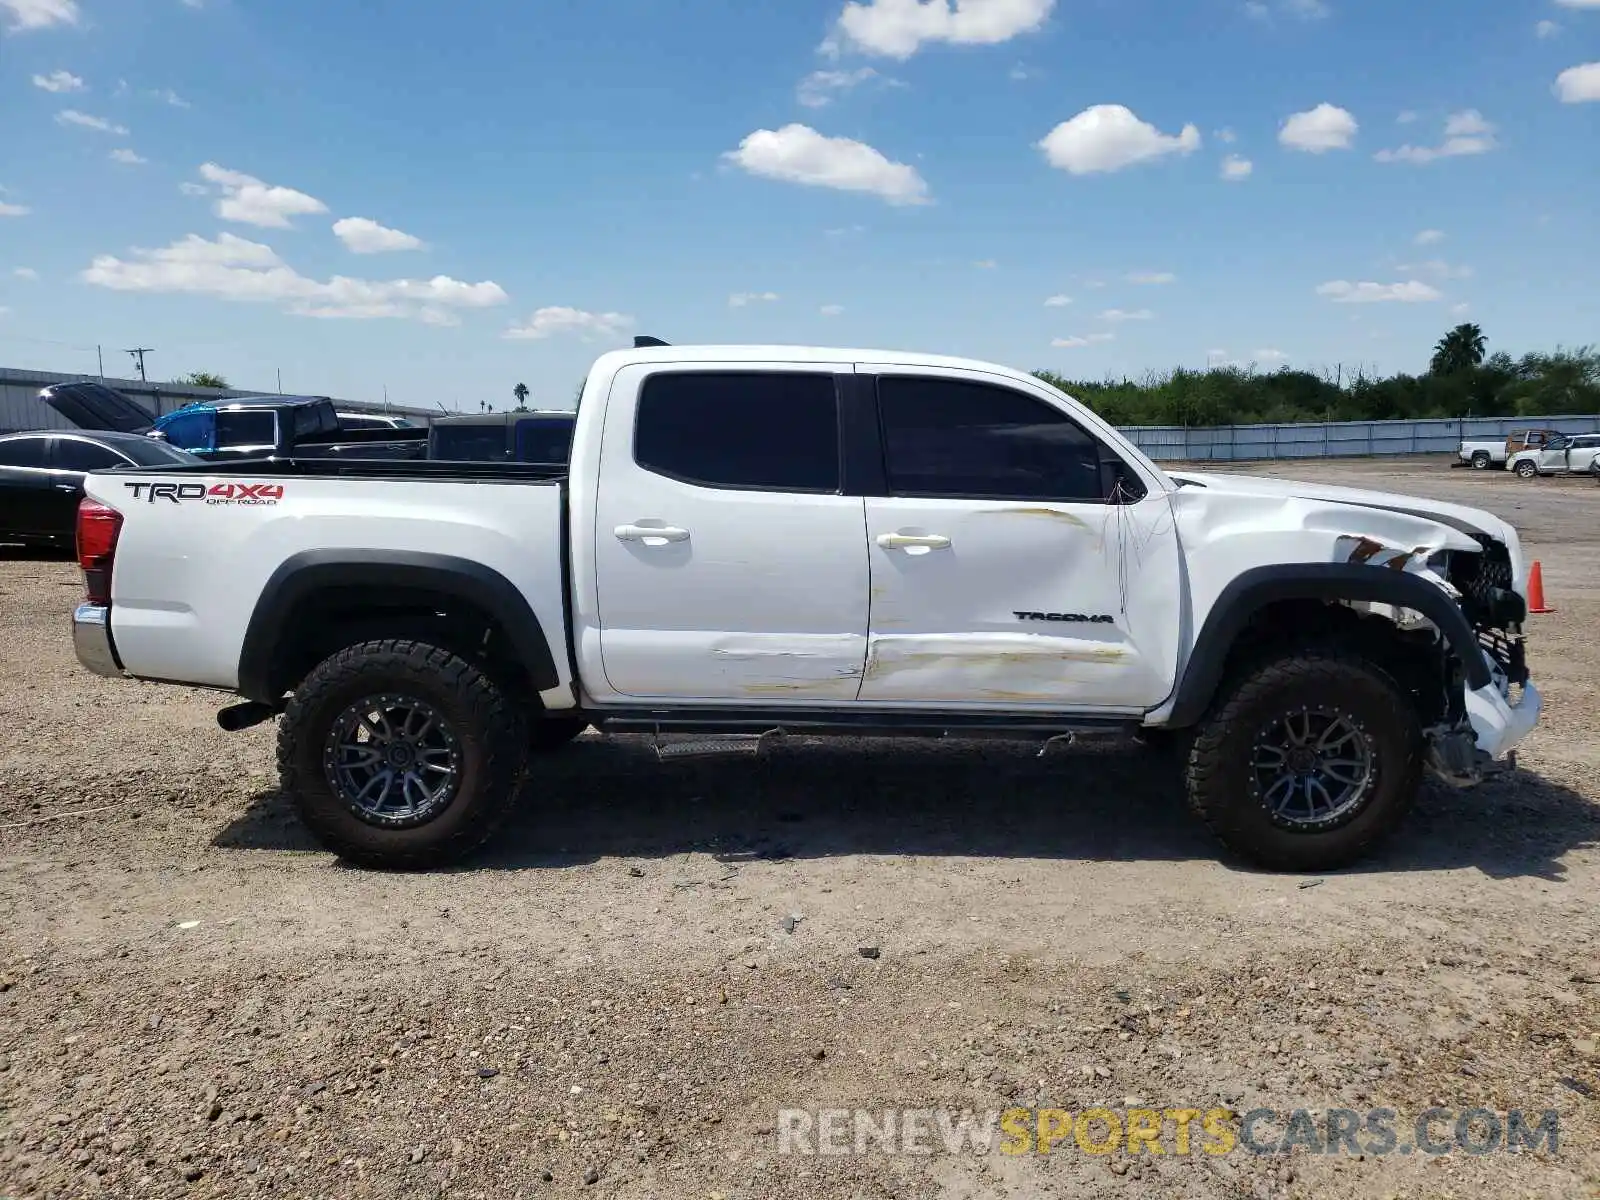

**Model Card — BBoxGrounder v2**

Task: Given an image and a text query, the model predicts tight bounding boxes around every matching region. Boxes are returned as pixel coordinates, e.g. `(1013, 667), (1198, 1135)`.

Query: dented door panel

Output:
(858, 496), (1183, 708)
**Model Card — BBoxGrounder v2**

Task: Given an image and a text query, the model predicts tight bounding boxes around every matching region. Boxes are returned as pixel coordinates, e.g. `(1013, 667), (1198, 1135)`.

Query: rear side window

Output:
(514, 418), (574, 463)
(635, 372), (839, 492)
(216, 410), (276, 446)
(876, 376), (1110, 501)
(432, 425), (507, 461)
(0, 437), (49, 467)
(54, 439), (127, 471)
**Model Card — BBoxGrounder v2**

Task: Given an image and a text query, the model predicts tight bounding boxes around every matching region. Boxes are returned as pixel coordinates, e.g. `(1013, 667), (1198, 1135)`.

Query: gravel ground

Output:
(1, 456), (1597, 1199)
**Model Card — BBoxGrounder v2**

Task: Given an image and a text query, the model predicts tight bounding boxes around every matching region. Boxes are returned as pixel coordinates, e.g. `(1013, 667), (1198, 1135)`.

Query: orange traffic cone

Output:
(1528, 561), (1556, 614)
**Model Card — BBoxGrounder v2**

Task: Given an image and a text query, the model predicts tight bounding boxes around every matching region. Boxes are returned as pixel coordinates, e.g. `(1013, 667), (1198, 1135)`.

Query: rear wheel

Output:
(1470, 451), (1491, 470)
(278, 639), (526, 868)
(1515, 459), (1538, 479)
(1184, 651), (1422, 872)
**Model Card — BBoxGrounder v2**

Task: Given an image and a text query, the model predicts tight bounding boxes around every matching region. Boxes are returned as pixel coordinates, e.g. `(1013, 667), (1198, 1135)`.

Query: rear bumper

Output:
(72, 602), (123, 678)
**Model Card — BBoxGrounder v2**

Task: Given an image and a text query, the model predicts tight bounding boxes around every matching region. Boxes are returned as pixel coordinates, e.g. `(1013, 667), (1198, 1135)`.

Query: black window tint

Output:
(54, 439), (126, 471)
(432, 426), (507, 461)
(877, 376), (1107, 501)
(635, 372), (839, 492)
(0, 437), (49, 467)
(514, 418), (573, 463)
(215, 410), (275, 446)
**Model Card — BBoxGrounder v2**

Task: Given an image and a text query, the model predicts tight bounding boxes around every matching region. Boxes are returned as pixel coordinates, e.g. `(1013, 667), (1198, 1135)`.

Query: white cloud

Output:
(1126, 271), (1175, 285)
(56, 110), (130, 136)
(1216, 127), (1237, 144)
(503, 306), (633, 341)
(973, 258), (997, 269)
(1099, 307), (1154, 321)
(178, 181), (208, 196)
(32, 69), (83, 93)
(1315, 279), (1441, 303)
(1279, 103), (1357, 152)
(1397, 110), (1419, 124)
(1221, 153), (1254, 180)
(2, 0), (80, 30)
(1374, 109), (1497, 163)
(797, 67), (879, 108)
(1036, 104), (1201, 174)
(1254, 348), (1289, 362)
(1051, 332), (1114, 348)
(1043, 294), (1072, 306)
(1451, 302), (1471, 316)
(81, 232), (507, 323)
(1555, 62), (1600, 103)
(1414, 228), (1445, 245)
(109, 148), (147, 165)
(723, 124), (930, 205)
(820, 304), (845, 316)
(149, 88), (189, 108)
(1008, 63), (1032, 81)
(1245, 0), (1327, 19)
(333, 216), (425, 254)
(825, 0), (1054, 59)
(1536, 19), (1560, 37)
(0, 202), (30, 217)
(14, 267), (39, 279)
(1554, 0), (1600, 7)
(728, 291), (780, 307)
(193, 162), (328, 228)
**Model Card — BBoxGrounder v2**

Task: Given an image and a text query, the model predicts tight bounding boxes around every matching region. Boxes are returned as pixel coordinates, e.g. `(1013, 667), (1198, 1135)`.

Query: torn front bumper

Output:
(1427, 672), (1542, 787)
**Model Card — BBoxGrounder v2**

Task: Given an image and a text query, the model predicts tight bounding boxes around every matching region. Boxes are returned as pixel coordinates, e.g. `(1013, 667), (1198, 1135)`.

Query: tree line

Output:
(1033, 325), (1600, 428)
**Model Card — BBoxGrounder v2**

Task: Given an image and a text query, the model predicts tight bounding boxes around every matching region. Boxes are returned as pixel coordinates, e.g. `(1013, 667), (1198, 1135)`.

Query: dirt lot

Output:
(2, 455), (1597, 1200)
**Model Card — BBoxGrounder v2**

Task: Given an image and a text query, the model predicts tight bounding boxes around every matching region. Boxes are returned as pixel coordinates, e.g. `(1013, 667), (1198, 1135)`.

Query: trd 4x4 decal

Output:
(125, 481), (284, 506)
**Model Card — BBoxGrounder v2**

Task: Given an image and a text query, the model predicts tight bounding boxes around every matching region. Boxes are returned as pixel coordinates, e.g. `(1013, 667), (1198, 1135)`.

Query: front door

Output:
(856, 368), (1182, 711)
(592, 364), (870, 701)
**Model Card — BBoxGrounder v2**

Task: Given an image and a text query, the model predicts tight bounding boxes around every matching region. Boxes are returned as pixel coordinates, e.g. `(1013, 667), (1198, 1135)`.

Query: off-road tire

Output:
(1470, 451), (1491, 470)
(1184, 651), (1423, 872)
(278, 639), (526, 869)
(528, 716), (589, 752)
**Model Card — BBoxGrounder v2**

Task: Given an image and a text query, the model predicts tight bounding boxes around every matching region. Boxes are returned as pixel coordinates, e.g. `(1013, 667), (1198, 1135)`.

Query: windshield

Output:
(116, 438), (201, 467)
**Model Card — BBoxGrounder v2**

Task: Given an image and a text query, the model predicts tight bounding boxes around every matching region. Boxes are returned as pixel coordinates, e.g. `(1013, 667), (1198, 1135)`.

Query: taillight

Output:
(76, 499), (123, 606)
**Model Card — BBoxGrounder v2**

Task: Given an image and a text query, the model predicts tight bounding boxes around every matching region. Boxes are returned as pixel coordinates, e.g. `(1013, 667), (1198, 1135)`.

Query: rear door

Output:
(43, 438), (128, 536)
(591, 363), (870, 701)
(0, 436), (58, 538)
(855, 366), (1182, 710)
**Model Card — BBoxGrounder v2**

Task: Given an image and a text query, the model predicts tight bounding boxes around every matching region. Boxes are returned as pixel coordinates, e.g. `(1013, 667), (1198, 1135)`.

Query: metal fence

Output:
(1121, 414), (1600, 462)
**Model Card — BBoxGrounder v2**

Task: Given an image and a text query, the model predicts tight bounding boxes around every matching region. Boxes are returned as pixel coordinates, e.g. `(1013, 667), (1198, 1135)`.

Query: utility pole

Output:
(125, 347), (153, 382)
(96, 345), (105, 379)
(276, 368), (283, 394)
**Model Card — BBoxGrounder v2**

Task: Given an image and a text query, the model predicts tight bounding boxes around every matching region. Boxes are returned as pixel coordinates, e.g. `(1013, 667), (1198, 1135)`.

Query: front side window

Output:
(215, 410), (276, 447)
(635, 372), (839, 492)
(875, 375), (1120, 501)
(54, 439), (126, 471)
(157, 412), (213, 452)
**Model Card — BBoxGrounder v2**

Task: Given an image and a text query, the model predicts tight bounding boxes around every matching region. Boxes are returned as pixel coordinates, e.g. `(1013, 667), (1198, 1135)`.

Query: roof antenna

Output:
(633, 335), (670, 348)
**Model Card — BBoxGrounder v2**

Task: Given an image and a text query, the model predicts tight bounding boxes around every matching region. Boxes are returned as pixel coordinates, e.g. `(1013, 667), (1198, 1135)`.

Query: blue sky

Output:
(1, 0), (1597, 412)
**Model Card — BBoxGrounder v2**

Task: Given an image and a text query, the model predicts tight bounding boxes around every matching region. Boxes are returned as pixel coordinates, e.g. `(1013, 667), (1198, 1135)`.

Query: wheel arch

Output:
(237, 550), (560, 704)
(1163, 563), (1491, 729)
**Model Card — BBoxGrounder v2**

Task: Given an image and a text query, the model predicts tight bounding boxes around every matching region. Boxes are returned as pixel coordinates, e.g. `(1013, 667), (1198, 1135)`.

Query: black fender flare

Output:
(1163, 563), (1491, 728)
(236, 549), (560, 703)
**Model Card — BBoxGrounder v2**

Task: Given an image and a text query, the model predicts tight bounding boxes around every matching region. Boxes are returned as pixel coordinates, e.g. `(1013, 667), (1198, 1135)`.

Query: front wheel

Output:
(1184, 652), (1422, 872)
(1515, 460), (1538, 479)
(1470, 451), (1491, 470)
(277, 639), (526, 869)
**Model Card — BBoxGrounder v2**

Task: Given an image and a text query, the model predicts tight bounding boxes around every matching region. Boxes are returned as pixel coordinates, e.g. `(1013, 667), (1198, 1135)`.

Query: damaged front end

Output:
(1340, 531), (1541, 788)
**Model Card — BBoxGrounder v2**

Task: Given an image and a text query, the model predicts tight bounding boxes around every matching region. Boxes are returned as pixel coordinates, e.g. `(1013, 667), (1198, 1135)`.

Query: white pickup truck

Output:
(70, 340), (1542, 872)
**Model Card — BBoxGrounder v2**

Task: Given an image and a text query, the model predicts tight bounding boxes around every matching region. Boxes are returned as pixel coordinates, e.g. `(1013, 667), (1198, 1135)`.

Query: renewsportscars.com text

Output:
(775, 1106), (1560, 1157)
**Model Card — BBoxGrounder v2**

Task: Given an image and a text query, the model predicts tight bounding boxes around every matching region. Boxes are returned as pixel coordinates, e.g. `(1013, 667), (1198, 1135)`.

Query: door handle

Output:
(54, 483), (82, 492)
(876, 532), (951, 550)
(615, 523), (690, 545)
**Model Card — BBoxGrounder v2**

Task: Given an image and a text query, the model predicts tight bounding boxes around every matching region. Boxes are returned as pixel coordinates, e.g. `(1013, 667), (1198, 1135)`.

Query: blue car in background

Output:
(150, 396), (426, 460)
